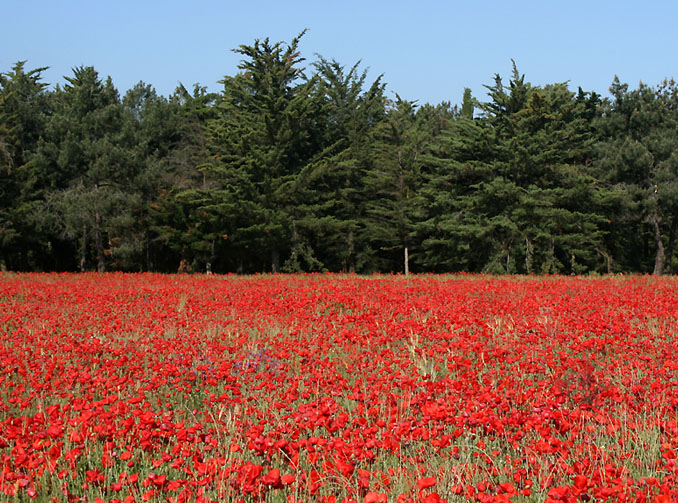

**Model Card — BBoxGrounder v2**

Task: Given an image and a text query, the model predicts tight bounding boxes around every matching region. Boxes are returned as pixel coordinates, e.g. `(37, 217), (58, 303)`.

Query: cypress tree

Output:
(204, 32), (318, 272)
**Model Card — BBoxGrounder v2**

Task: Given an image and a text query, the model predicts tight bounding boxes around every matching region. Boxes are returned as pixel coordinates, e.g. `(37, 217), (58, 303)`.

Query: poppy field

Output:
(1, 273), (678, 503)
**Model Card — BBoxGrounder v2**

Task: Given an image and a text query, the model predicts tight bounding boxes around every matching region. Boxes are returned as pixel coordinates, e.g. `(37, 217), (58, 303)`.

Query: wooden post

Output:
(404, 246), (409, 275)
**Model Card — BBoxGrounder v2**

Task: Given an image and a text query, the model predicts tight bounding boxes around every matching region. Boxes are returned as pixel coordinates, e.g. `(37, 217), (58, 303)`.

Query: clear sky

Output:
(3, 1), (678, 106)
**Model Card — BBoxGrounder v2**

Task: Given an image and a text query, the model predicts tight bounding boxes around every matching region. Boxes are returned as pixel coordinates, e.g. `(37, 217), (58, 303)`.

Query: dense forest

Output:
(2, 33), (678, 274)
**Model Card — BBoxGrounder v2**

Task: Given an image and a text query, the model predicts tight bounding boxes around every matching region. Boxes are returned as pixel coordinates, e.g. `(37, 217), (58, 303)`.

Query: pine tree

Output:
(595, 77), (678, 274)
(0, 62), (51, 270)
(34, 66), (138, 272)
(422, 63), (606, 273)
(293, 57), (386, 272)
(365, 96), (427, 273)
(125, 82), (217, 272)
(204, 32), (320, 272)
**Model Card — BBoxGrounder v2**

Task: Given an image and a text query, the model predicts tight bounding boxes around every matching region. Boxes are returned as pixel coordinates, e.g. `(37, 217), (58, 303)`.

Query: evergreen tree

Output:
(0, 62), (52, 270)
(422, 63), (606, 273)
(460, 87), (474, 120)
(125, 82), (217, 272)
(5, 44), (678, 275)
(595, 77), (678, 274)
(365, 96), (427, 273)
(204, 32), (319, 272)
(294, 57), (386, 272)
(34, 66), (138, 271)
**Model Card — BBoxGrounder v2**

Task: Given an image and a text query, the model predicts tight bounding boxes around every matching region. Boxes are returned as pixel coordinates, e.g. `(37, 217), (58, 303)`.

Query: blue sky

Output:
(3, 1), (678, 106)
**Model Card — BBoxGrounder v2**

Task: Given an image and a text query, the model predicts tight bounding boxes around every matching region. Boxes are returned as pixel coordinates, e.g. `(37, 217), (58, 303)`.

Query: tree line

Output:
(2, 32), (678, 275)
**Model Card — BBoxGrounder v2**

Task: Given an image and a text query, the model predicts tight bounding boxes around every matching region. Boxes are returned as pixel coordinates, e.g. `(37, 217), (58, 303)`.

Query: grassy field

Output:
(1, 273), (677, 502)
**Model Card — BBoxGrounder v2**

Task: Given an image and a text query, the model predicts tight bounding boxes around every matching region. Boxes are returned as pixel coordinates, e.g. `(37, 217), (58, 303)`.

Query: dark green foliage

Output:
(199, 32), (321, 272)
(0, 62), (53, 270)
(130, 83), (218, 272)
(461, 88), (474, 120)
(32, 66), (139, 272)
(364, 96), (428, 273)
(421, 63), (607, 274)
(1, 45), (675, 274)
(595, 78), (678, 274)
(294, 57), (386, 272)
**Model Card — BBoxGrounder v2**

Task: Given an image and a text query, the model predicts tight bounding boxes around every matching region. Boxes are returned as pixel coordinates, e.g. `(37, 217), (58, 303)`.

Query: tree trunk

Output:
(547, 237), (555, 274)
(271, 246), (280, 273)
(665, 217), (677, 274)
(505, 240), (513, 273)
(289, 223), (300, 271)
(525, 237), (532, 274)
(596, 248), (612, 274)
(205, 238), (216, 274)
(145, 230), (153, 272)
(80, 224), (87, 272)
(94, 211), (106, 273)
(347, 229), (355, 274)
(650, 210), (665, 275)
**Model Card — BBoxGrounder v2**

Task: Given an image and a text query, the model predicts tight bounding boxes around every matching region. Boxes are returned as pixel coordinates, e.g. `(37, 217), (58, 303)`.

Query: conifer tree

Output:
(294, 57), (386, 272)
(422, 63), (606, 273)
(365, 96), (427, 274)
(595, 77), (678, 274)
(204, 32), (318, 272)
(0, 62), (52, 270)
(127, 82), (217, 272)
(460, 87), (474, 120)
(34, 66), (138, 271)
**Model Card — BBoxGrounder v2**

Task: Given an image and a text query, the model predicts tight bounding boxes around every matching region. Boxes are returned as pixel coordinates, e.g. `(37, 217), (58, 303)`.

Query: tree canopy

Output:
(2, 36), (675, 274)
